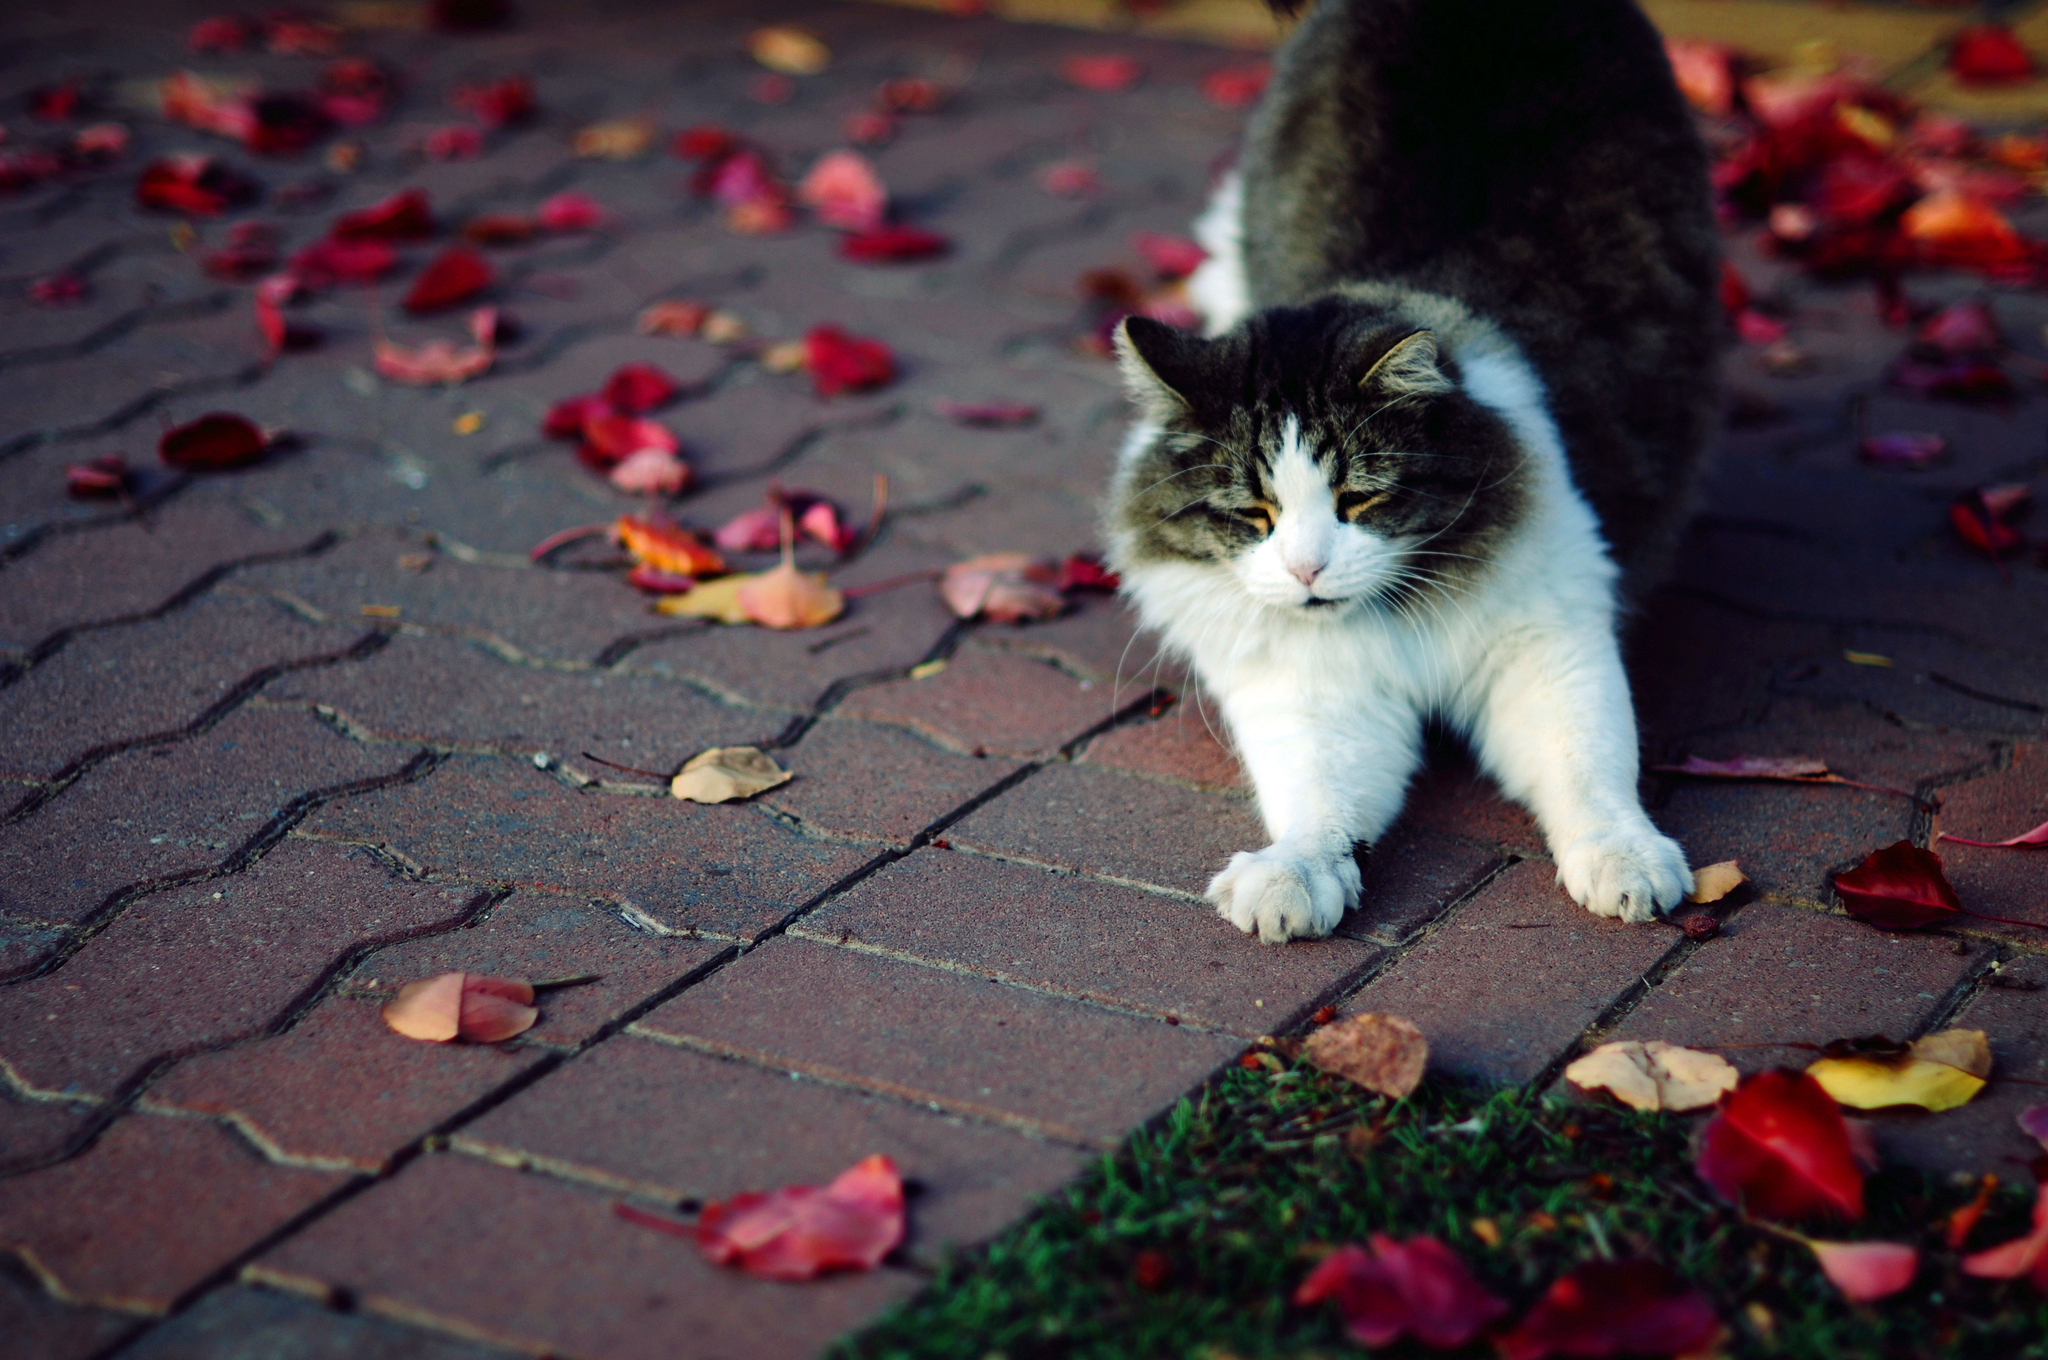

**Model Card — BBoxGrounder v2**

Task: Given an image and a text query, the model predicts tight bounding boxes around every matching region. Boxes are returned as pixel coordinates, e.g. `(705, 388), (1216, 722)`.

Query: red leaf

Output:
(1496, 1260), (1719, 1360)
(804, 325), (895, 397)
(1858, 432), (1947, 470)
(1698, 1069), (1864, 1222)
(1062, 54), (1142, 93)
(29, 273), (87, 306)
(844, 111), (897, 146)
(289, 236), (396, 287)
(1940, 817), (2048, 849)
(1807, 1240), (1918, 1302)
(1038, 160), (1100, 197)
(201, 221), (280, 280)
(1961, 1184), (2048, 1288)
(1812, 153), (1915, 228)
(255, 287), (287, 355)
(1952, 25), (2035, 86)
(543, 393), (611, 440)
(315, 58), (391, 129)
(673, 124), (740, 162)
(189, 15), (255, 52)
(135, 156), (257, 216)
(330, 188), (434, 241)
(708, 149), (781, 207)
(1833, 841), (1962, 931)
(66, 457), (130, 499)
(1294, 1234), (1507, 1350)
(876, 78), (947, 114)
(1949, 486), (2029, 558)
(581, 415), (679, 466)
(838, 226), (950, 263)
(602, 364), (678, 415)
(463, 213), (534, 245)
(613, 516), (723, 576)
(934, 399), (1039, 427)
(423, 125), (484, 161)
(160, 413), (267, 471)
(537, 190), (606, 232)
(404, 247), (494, 313)
(30, 82), (83, 122)
(1133, 231), (1207, 280)
(264, 15), (340, 56)
(687, 1154), (905, 1280)
(244, 93), (330, 157)
(1201, 63), (1269, 110)
(451, 75), (535, 129)
(1058, 553), (1119, 593)
(627, 564), (698, 594)
(1917, 299), (2001, 356)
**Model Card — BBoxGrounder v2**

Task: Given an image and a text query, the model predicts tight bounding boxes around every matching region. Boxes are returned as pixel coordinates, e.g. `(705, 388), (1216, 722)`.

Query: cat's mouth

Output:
(1302, 596), (1342, 609)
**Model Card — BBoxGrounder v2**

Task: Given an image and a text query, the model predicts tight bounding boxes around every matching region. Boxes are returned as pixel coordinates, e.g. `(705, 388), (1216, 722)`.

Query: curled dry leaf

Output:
(1685, 860), (1747, 905)
(693, 1153), (903, 1281)
(1697, 1069), (1864, 1223)
(1494, 1260), (1721, 1360)
(1833, 841), (1961, 931)
(748, 25), (831, 77)
(940, 553), (1065, 624)
(670, 746), (792, 803)
(1961, 1183), (2048, 1287)
(381, 971), (538, 1043)
(798, 150), (886, 232)
(1294, 1234), (1506, 1350)
(374, 307), (497, 385)
(613, 516), (723, 577)
(1301, 1012), (1428, 1100)
(1806, 1239), (1919, 1302)
(160, 413), (266, 470)
(1563, 1040), (1738, 1113)
(1806, 1028), (1991, 1112)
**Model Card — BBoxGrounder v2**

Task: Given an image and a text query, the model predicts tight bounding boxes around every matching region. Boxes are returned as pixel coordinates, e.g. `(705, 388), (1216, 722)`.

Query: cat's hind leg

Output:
(1186, 171), (1252, 336)
(1208, 677), (1423, 942)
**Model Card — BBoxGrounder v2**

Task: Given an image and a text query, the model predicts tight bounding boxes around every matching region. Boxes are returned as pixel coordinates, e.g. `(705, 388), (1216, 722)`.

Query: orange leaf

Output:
(612, 516), (724, 576)
(1806, 1240), (1918, 1301)
(1962, 1183), (2048, 1287)
(695, 1153), (904, 1280)
(738, 561), (843, 629)
(381, 971), (538, 1043)
(940, 553), (1064, 623)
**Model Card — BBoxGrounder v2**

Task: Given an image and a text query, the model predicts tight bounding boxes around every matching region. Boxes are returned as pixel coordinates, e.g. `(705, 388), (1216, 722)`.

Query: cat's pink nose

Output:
(1289, 561), (1322, 587)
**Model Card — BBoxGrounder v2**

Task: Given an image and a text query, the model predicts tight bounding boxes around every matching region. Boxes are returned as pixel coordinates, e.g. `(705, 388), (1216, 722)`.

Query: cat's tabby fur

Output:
(1105, 0), (1721, 942)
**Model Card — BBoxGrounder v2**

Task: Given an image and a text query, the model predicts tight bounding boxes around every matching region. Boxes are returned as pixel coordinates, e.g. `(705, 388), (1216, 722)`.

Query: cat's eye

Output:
(1235, 505), (1273, 535)
(1336, 490), (1390, 521)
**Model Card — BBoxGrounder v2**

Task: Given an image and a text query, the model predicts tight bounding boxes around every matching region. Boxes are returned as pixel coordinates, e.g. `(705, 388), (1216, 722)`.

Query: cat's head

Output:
(1108, 298), (1528, 614)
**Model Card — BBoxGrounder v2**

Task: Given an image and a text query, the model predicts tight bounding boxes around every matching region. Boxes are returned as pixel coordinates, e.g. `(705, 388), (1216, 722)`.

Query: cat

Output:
(1104, 0), (1723, 943)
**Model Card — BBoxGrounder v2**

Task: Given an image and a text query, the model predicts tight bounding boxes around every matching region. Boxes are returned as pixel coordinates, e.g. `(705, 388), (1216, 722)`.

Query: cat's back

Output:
(1238, 0), (1722, 594)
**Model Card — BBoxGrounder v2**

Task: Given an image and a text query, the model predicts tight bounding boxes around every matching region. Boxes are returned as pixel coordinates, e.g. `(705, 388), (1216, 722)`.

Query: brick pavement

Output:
(1, 1), (2045, 1356)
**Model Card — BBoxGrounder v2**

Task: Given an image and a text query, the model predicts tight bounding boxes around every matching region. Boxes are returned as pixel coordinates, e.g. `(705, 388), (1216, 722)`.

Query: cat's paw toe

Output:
(1206, 849), (1358, 944)
(1556, 827), (1692, 924)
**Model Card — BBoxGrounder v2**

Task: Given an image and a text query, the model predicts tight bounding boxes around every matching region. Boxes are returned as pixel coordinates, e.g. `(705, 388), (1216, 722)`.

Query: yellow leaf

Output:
(654, 575), (752, 623)
(1807, 1032), (1990, 1113)
(737, 561), (844, 629)
(453, 411), (484, 435)
(1685, 860), (1747, 905)
(748, 25), (830, 76)
(1843, 650), (1893, 668)
(572, 119), (653, 160)
(670, 746), (792, 803)
(1911, 1027), (1991, 1078)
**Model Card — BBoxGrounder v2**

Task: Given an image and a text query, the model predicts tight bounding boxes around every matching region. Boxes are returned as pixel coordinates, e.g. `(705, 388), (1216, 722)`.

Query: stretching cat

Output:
(1106, 0), (1722, 943)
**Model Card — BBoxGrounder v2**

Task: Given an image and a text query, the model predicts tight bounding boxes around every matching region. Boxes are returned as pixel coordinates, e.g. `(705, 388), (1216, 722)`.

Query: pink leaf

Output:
(373, 307), (498, 385)
(1940, 817), (2048, 849)
(1807, 1240), (1918, 1301)
(1201, 63), (1269, 110)
(289, 237), (397, 287)
(1037, 160), (1099, 197)
(941, 553), (1065, 624)
(608, 447), (691, 495)
(797, 149), (887, 232)
(423, 125), (484, 161)
(66, 457), (130, 500)
(1132, 231), (1207, 280)
(537, 191), (607, 232)
(1653, 754), (1832, 781)
(1294, 1235), (1506, 1349)
(715, 507), (785, 553)
(624, 1155), (905, 1281)
(1062, 54), (1142, 93)
(1961, 1184), (2048, 1287)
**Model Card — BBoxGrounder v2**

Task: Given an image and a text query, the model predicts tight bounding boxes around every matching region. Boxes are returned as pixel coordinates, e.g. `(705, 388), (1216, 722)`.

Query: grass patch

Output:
(838, 1055), (2046, 1359)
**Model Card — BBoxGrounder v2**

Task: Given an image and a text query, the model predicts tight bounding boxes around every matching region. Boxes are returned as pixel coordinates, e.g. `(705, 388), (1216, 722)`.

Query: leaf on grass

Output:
(572, 119), (654, 160)
(747, 25), (831, 77)
(654, 574), (751, 623)
(1961, 1183), (2048, 1288)
(940, 553), (1065, 624)
(381, 971), (537, 1042)
(1494, 1260), (1721, 1360)
(404, 246), (494, 312)
(1940, 817), (2048, 849)
(797, 150), (886, 232)
(160, 413), (266, 470)
(838, 226), (950, 263)
(1806, 1240), (1919, 1302)
(1696, 1069), (1865, 1222)
(1061, 54), (1141, 93)
(1686, 860), (1747, 905)
(331, 188), (434, 241)
(687, 1153), (903, 1281)
(374, 306), (497, 385)
(670, 746), (792, 803)
(1564, 1040), (1738, 1113)
(1806, 1029), (1991, 1112)
(1301, 1013), (1428, 1100)
(804, 324), (895, 396)
(1294, 1234), (1506, 1350)
(613, 516), (723, 577)
(1833, 841), (1962, 931)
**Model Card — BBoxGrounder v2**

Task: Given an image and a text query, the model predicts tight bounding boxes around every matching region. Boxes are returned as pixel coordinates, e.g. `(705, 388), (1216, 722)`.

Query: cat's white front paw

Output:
(1555, 825), (1692, 924)
(1206, 846), (1360, 944)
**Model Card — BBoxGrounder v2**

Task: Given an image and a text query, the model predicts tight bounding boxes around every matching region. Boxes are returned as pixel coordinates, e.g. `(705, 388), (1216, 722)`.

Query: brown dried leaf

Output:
(671, 746), (792, 803)
(1301, 1013), (1428, 1100)
(1564, 1040), (1739, 1112)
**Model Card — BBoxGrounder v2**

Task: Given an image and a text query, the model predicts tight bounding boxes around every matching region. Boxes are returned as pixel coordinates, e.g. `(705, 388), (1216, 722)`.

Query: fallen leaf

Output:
(739, 560), (844, 630)
(265, 14), (341, 55)
(463, 212), (534, 245)
(609, 447), (690, 495)
(844, 111), (897, 146)
(1806, 1029), (1991, 1112)
(1948, 1174), (2001, 1247)
(573, 119), (654, 160)
(614, 516), (723, 576)
(797, 149), (886, 232)
(290, 236), (397, 287)
(1858, 432), (1947, 469)
(602, 364), (679, 414)
(1806, 1240), (1919, 1302)
(1902, 190), (2035, 275)
(451, 75), (535, 129)
(581, 415), (679, 467)
(543, 393), (612, 439)
(30, 273), (87, 306)
(381, 971), (537, 1042)
(1058, 553), (1118, 593)
(1037, 160), (1100, 197)
(1833, 841), (1962, 931)
(1494, 1260), (1721, 1360)
(404, 247), (494, 313)
(65, 457), (130, 499)
(160, 70), (258, 144)
(804, 325), (895, 396)
(1918, 299), (2002, 356)
(537, 190), (607, 232)
(1939, 817), (2048, 848)
(189, 15), (254, 52)
(1201, 63), (1270, 110)
(760, 341), (809, 373)
(627, 565), (696, 594)
(838, 226), (950, 264)
(727, 196), (794, 235)
(1961, 1183), (2048, 1288)
(1697, 1069), (1865, 1222)
(1564, 1040), (1738, 1113)
(670, 746), (792, 803)
(317, 58), (393, 128)
(201, 221), (280, 280)
(331, 188), (434, 241)
(135, 155), (258, 216)
(1132, 231), (1207, 280)
(1950, 484), (2029, 558)
(637, 300), (710, 337)
(934, 399), (1039, 427)
(2020, 1104), (2048, 1150)
(1301, 1013), (1428, 1100)
(1654, 755), (1829, 781)
(940, 553), (1065, 623)
(654, 574), (751, 623)
(1686, 860), (1747, 905)
(715, 506), (784, 553)
(423, 125), (483, 160)
(748, 25), (831, 77)
(680, 1153), (903, 1281)
(374, 306), (497, 385)
(1952, 24), (2035, 85)
(160, 413), (266, 470)
(1294, 1234), (1507, 1349)
(702, 310), (749, 344)
(1062, 54), (1142, 93)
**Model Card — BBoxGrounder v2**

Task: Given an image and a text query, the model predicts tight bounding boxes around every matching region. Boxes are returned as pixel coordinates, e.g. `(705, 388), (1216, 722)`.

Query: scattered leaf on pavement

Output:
(614, 515), (723, 577)
(160, 413), (266, 470)
(1301, 1013), (1428, 1100)
(1564, 1040), (1738, 1113)
(804, 324), (895, 396)
(573, 118), (654, 160)
(737, 514), (844, 629)
(1833, 841), (1962, 930)
(66, 457), (130, 499)
(671, 746), (792, 803)
(1696, 1069), (1865, 1222)
(634, 1152), (905, 1281)
(1858, 431), (1947, 469)
(1686, 860), (1747, 904)
(404, 246), (494, 312)
(654, 573), (751, 623)
(1493, 1259), (1722, 1360)
(798, 149), (886, 231)
(332, 188), (434, 241)
(1940, 816), (2048, 848)
(638, 299), (710, 336)
(748, 25), (831, 76)
(1806, 1029), (1991, 1112)
(374, 306), (497, 385)
(381, 971), (537, 1042)
(537, 190), (607, 232)
(1950, 483), (2030, 558)
(839, 225), (950, 264)
(1062, 54), (1141, 93)
(603, 363), (679, 413)
(1952, 24), (2035, 85)
(940, 553), (1065, 623)
(1293, 1234), (1506, 1350)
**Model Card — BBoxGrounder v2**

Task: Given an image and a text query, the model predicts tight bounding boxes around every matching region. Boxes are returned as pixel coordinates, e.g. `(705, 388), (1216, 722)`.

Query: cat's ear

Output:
(1114, 316), (1206, 418)
(1359, 329), (1454, 397)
